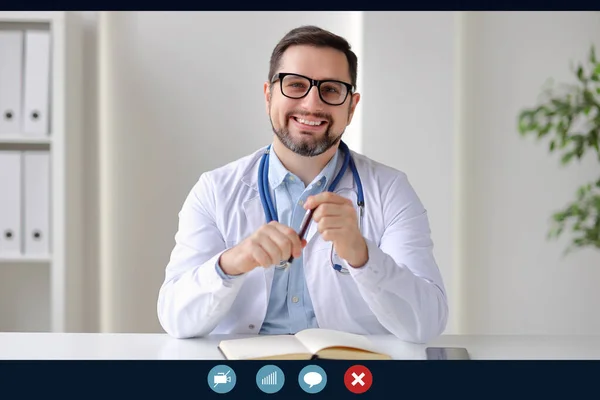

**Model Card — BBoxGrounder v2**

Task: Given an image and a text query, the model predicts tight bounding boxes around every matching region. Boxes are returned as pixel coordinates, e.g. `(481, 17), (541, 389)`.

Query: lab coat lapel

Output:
(241, 155), (275, 301)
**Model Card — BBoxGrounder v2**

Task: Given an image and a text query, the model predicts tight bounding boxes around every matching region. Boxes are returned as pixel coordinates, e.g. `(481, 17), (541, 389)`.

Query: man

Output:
(157, 25), (448, 343)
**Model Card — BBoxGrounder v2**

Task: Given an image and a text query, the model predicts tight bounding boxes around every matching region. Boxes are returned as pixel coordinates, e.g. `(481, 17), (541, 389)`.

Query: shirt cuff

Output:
(215, 259), (242, 280)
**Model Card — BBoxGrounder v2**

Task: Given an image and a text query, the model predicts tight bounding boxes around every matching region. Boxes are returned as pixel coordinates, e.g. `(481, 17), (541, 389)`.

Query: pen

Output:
(285, 207), (314, 265)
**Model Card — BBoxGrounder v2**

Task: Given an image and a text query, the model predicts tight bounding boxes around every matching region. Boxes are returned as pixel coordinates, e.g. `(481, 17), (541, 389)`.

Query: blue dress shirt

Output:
(216, 146), (340, 334)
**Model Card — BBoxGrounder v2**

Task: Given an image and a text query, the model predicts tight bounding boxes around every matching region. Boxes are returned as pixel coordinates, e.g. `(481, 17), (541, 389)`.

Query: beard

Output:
(269, 109), (345, 157)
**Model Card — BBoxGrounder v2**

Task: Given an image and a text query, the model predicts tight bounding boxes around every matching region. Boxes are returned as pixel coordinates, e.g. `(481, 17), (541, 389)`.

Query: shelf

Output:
(0, 11), (84, 333)
(0, 135), (51, 145)
(0, 255), (51, 263)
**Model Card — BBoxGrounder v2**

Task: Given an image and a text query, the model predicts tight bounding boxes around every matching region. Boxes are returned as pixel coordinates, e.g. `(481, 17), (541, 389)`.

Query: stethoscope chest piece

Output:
(331, 247), (350, 274)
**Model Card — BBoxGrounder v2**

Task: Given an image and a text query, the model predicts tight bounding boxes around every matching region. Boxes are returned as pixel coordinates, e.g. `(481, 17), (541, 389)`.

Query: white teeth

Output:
(296, 118), (322, 126)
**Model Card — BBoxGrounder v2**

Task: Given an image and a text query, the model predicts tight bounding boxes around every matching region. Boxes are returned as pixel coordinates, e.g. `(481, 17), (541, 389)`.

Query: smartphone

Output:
(426, 347), (470, 360)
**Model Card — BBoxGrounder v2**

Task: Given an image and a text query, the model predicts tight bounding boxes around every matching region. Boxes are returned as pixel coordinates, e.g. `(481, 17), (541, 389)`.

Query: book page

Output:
(295, 328), (383, 355)
(218, 335), (312, 360)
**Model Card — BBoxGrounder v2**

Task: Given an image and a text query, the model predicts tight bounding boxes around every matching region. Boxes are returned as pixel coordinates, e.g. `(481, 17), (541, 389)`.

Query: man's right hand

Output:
(219, 221), (307, 276)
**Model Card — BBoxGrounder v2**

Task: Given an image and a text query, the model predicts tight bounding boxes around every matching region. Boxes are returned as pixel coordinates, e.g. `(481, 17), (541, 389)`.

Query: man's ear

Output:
(264, 82), (271, 115)
(347, 92), (361, 124)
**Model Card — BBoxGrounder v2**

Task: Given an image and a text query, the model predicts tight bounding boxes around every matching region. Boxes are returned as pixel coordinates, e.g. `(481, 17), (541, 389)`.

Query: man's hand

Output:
(219, 221), (307, 276)
(303, 192), (368, 268)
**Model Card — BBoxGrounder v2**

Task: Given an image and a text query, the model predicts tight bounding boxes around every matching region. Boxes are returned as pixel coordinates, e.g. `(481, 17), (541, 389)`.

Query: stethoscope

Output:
(258, 140), (364, 274)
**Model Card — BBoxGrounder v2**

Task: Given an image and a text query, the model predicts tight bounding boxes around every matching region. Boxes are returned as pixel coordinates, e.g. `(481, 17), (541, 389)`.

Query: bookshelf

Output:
(0, 12), (84, 332)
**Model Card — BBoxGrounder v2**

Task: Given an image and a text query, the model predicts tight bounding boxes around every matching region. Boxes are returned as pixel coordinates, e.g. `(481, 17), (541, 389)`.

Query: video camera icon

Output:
(208, 365), (236, 394)
(213, 371), (232, 386)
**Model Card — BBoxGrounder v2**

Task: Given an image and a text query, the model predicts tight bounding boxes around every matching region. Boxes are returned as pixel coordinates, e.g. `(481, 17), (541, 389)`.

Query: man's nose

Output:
(300, 86), (325, 110)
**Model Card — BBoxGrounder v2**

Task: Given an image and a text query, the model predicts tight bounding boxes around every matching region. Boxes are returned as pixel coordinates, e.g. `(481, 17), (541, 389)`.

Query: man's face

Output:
(264, 45), (360, 157)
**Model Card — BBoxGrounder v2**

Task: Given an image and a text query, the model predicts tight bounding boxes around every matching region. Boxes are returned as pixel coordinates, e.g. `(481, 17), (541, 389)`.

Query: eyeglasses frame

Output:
(270, 72), (354, 106)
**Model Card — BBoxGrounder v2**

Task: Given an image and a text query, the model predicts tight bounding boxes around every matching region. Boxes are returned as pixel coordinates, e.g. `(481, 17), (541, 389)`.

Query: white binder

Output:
(0, 151), (22, 256)
(22, 30), (51, 137)
(0, 31), (24, 136)
(24, 151), (50, 255)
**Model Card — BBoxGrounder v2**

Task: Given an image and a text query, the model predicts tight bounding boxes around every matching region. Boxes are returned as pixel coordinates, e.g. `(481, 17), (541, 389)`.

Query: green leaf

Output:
(553, 212), (565, 222)
(577, 186), (588, 200)
(583, 90), (595, 103)
(589, 130), (599, 153)
(561, 152), (575, 164)
(577, 65), (584, 81)
(516, 47), (600, 253)
(518, 117), (530, 134)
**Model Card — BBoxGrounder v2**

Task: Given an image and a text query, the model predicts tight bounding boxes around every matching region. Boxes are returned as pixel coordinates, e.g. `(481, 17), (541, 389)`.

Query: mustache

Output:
(286, 110), (332, 123)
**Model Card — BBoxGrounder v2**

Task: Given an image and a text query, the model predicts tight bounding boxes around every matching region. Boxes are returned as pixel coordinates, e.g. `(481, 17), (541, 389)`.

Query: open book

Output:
(218, 328), (392, 360)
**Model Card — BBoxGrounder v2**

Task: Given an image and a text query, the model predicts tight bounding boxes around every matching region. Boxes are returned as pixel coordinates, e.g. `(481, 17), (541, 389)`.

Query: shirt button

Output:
(317, 181), (322, 186)
(298, 200), (304, 206)
(288, 176), (295, 181)
(292, 296), (299, 303)
(249, 324), (255, 329)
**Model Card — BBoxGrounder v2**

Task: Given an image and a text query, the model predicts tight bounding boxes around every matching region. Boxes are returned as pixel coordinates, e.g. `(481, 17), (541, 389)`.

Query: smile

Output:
(292, 117), (328, 129)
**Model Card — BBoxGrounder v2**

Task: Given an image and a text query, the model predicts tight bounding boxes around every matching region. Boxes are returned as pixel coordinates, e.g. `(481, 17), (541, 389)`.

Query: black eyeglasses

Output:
(270, 72), (353, 106)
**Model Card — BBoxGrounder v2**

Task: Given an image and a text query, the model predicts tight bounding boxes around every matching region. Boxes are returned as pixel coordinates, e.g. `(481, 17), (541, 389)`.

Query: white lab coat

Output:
(157, 146), (448, 343)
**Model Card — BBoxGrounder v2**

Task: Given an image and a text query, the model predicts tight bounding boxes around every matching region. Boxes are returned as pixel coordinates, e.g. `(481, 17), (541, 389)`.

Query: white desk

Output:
(1, 333), (600, 360)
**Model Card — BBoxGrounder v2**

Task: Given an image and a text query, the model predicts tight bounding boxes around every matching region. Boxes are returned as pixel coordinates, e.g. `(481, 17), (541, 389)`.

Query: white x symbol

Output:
(351, 372), (365, 386)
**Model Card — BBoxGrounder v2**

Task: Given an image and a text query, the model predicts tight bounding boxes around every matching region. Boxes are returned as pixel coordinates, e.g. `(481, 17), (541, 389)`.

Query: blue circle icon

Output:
(256, 365), (285, 394)
(298, 365), (327, 394)
(208, 364), (236, 394)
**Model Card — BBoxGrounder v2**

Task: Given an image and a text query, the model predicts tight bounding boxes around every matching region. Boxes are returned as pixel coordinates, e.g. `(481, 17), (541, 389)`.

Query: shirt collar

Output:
(268, 145), (341, 190)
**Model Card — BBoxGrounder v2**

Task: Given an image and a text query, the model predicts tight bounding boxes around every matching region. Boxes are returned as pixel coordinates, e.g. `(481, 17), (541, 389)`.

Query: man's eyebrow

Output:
(320, 77), (348, 82)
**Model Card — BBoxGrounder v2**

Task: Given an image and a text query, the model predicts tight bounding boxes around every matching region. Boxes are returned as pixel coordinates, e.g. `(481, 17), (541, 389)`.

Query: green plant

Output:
(517, 44), (600, 253)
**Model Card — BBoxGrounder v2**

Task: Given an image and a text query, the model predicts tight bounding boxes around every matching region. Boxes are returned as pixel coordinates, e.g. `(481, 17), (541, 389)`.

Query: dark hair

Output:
(268, 25), (358, 89)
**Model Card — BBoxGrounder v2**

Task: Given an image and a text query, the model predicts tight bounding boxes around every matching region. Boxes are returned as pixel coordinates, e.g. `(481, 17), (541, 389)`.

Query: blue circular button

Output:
(298, 365), (327, 394)
(208, 364), (236, 394)
(256, 365), (285, 394)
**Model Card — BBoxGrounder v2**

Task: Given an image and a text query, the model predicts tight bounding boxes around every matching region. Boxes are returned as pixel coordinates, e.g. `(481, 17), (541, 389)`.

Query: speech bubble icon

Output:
(303, 371), (322, 388)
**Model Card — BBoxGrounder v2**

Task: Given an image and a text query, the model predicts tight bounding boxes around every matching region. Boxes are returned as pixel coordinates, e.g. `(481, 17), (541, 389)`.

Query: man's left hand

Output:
(304, 192), (368, 268)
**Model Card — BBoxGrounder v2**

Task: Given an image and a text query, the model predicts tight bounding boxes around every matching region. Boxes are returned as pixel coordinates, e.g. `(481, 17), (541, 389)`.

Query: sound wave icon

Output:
(261, 371), (278, 386)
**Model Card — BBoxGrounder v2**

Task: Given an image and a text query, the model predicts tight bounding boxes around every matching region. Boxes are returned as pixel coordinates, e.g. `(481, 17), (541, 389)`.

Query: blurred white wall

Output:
(361, 11), (457, 333)
(75, 11), (600, 335)
(461, 11), (600, 334)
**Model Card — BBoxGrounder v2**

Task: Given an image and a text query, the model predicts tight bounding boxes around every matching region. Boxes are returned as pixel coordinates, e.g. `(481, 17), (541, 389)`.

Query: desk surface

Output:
(2, 333), (600, 360)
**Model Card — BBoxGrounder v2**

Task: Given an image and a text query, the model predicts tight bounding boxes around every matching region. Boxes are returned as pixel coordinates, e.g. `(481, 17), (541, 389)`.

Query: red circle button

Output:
(344, 365), (373, 394)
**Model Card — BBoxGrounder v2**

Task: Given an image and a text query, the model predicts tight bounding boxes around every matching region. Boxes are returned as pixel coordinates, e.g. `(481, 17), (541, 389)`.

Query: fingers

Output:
(271, 222), (304, 257)
(311, 203), (347, 222)
(319, 227), (347, 242)
(256, 233), (283, 265)
(304, 195), (358, 245)
(317, 215), (351, 242)
(304, 192), (352, 210)
(251, 222), (304, 266)
(250, 242), (274, 268)
(316, 216), (346, 233)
